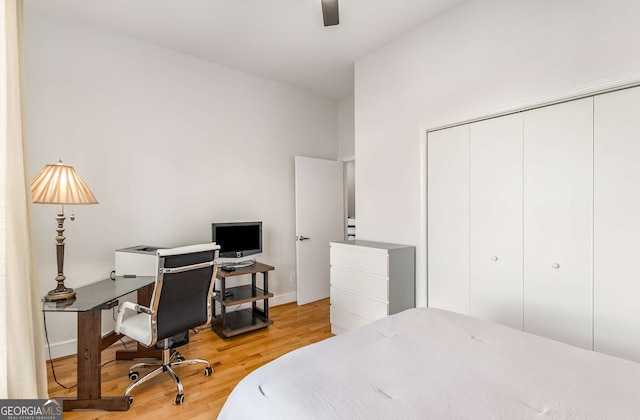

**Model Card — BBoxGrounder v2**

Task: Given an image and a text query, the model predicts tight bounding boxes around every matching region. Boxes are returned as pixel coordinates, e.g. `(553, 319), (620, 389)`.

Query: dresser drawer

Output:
(330, 287), (388, 321)
(330, 306), (370, 333)
(330, 246), (389, 277)
(330, 266), (388, 302)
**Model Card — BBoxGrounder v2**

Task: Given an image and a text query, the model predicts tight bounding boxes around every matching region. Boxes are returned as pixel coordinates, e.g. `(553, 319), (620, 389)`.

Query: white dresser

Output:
(329, 240), (415, 335)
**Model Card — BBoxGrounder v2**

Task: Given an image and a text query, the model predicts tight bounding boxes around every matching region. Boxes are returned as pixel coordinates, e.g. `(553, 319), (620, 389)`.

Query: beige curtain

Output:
(1, 0), (48, 398)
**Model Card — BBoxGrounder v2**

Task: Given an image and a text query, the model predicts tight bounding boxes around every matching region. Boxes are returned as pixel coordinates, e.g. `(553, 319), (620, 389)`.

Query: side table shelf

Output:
(212, 261), (274, 338)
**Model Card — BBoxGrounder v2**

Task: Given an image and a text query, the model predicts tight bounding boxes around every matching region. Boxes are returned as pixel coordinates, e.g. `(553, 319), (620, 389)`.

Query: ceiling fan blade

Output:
(321, 0), (339, 27)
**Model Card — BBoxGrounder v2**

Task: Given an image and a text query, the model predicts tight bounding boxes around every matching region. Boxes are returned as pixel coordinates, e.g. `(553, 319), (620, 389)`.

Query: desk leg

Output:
(77, 310), (101, 401)
(62, 310), (130, 411)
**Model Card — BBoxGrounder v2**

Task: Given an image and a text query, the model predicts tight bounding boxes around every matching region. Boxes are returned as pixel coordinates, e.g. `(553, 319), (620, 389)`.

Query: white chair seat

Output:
(119, 312), (153, 347)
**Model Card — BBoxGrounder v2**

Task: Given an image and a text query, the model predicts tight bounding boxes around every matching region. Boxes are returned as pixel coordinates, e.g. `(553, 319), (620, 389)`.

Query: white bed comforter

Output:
(218, 308), (640, 419)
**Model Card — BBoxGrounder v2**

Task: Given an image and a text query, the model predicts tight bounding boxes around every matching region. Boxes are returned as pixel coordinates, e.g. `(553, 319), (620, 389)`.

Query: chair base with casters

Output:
(124, 336), (213, 406)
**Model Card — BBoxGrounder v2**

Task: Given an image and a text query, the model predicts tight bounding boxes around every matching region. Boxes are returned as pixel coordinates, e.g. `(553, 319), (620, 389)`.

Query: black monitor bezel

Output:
(211, 221), (263, 258)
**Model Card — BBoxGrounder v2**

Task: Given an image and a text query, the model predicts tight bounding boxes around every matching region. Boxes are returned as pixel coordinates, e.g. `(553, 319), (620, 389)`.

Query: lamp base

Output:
(44, 287), (76, 302)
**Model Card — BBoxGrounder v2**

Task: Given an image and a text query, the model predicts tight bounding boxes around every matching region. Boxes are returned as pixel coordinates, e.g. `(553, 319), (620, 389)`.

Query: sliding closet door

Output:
(523, 98), (593, 350)
(594, 86), (640, 362)
(469, 113), (523, 330)
(427, 125), (469, 314)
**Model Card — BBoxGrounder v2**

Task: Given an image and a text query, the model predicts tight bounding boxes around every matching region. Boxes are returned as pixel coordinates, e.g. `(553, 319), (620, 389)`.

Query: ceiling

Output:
(25, 0), (465, 100)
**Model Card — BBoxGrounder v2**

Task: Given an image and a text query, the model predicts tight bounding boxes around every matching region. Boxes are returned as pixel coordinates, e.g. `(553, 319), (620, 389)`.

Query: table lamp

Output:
(31, 160), (98, 301)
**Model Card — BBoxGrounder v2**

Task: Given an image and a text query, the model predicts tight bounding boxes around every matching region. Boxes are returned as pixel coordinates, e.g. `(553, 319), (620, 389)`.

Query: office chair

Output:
(115, 242), (220, 405)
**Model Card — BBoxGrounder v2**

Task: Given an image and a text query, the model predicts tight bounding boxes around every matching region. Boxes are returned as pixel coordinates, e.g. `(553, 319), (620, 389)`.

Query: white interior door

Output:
(523, 97), (593, 350)
(594, 86), (640, 362)
(469, 113), (523, 329)
(427, 125), (470, 314)
(295, 156), (344, 305)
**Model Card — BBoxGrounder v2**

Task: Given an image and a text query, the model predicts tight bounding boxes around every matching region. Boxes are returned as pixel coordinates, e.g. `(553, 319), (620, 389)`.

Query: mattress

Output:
(218, 308), (640, 419)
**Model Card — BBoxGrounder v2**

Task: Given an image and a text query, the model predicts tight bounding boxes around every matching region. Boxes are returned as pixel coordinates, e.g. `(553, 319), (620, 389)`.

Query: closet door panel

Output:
(523, 98), (593, 350)
(427, 125), (469, 314)
(594, 86), (640, 362)
(469, 113), (523, 330)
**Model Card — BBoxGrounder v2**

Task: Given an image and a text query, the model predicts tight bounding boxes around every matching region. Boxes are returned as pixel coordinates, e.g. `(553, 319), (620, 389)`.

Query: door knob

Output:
(491, 256), (498, 262)
(551, 263), (560, 269)
(296, 236), (310, 241)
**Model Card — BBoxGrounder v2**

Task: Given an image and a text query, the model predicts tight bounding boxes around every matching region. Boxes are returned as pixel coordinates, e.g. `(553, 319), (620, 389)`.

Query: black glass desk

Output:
(43, 276), (155, 411)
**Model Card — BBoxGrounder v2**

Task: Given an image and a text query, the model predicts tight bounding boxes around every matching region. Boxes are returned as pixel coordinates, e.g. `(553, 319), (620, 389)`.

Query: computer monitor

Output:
(211, 222), (262, 265)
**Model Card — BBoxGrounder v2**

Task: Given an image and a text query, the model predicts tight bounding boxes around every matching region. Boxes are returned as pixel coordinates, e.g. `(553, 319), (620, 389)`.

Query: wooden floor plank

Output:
(48, 299), (332, 418)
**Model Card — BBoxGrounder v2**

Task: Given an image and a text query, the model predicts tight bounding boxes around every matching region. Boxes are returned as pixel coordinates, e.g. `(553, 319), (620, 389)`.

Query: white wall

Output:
(338, 95), (355, 160)
(339, 96), (355, 228)
(24, 12), (338, 357)
(355, 0), (640, 307)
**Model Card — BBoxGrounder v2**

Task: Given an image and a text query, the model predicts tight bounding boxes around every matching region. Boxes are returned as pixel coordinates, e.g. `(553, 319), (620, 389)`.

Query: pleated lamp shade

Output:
(31, 160), (98, 205)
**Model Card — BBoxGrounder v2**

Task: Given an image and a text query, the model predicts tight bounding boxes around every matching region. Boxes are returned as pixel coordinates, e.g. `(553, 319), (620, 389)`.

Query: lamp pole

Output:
(45, 205), (76, 301)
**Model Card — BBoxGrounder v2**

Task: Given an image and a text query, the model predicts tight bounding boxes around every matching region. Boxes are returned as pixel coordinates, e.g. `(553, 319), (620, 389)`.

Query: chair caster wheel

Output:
(174, 394), (185, 405)
(128, 396), (134, 406)
(204, 366), (213, 376)
(128, 371), (139, 381)
(176, 356), (186, 362)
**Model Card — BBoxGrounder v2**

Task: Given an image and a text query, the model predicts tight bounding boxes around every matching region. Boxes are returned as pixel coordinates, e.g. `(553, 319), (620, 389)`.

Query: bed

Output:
(218, 308), (640, 419)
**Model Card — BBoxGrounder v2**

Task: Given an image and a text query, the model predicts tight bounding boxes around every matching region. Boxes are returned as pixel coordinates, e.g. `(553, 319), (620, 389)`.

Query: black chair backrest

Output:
(154, 246), (218, 342)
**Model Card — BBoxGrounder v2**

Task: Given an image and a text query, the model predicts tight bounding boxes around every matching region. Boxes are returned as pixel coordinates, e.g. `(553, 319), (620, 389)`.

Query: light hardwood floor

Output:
(48, 299), (332, 419)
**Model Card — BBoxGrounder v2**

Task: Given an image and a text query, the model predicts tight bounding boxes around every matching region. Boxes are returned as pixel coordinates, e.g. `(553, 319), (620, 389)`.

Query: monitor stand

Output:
(221, 260), (255, 270)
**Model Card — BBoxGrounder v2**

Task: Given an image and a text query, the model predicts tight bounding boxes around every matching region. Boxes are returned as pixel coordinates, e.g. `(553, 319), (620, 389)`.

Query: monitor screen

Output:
(211, 221), (262, 258)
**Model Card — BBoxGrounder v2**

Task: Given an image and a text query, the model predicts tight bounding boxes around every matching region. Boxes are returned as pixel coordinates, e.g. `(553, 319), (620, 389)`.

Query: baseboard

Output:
(45, 338), (79, 361)
(45, 292), (299, 360)
(269, 292), (297, 307)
